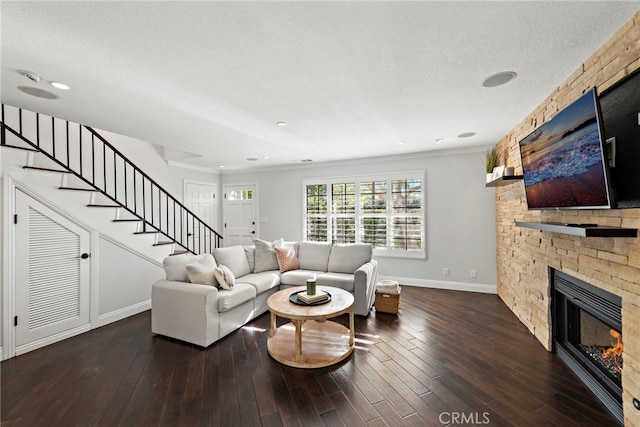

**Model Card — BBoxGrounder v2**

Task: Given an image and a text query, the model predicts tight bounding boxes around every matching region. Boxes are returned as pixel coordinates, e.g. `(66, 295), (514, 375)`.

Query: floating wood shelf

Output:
(515, 221), (638, 238)
(486, 175), (523, 187)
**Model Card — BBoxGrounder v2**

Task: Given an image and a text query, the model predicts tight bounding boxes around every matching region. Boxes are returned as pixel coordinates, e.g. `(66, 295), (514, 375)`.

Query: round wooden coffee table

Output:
(267, 286), (355, 369)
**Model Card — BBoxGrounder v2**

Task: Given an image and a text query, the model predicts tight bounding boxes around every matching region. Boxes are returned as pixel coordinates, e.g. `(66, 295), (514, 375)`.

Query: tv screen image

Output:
(518, 88), (612, 210)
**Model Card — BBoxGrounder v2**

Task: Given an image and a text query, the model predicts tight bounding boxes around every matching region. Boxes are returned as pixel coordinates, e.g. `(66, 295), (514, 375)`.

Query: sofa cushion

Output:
(238, 272), (280, 294)
(327, 244), (372, 274)
(254, 239), (280, 273)
(316, 272), (355, 292)
(280, 269), (320, 286)
(185, 254), (219, 287)
(163, 253), (198, 282)
(214, 265), (235, 290)
(243, 245), (255, 272)
(217, 283), (256, 313)
(274, 247), (299, 272)
(298, 242), (332, 272)
(213, 246), (251, 278)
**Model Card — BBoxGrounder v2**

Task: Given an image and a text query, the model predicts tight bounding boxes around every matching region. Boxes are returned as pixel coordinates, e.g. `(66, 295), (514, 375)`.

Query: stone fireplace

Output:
(493, 11), (640, 425)
(551, 269), (623, 423)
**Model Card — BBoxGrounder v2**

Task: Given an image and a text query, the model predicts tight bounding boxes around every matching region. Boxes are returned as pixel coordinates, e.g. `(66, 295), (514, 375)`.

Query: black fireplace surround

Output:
(551, 269), (623, 424)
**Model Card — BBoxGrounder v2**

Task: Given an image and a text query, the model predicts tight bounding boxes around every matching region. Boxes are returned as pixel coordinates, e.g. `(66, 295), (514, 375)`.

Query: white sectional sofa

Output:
(151, 240), (378, 347)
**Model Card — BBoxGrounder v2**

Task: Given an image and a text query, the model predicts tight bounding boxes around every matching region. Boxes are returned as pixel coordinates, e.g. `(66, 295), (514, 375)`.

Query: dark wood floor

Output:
(2, 287), (618, 426)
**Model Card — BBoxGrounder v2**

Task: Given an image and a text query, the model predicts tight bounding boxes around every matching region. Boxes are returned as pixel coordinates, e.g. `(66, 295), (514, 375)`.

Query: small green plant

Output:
(485, 145), (501, 173)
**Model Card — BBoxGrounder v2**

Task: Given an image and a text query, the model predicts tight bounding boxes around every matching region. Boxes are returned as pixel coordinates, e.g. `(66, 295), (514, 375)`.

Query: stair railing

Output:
(1, 104), (222, 254)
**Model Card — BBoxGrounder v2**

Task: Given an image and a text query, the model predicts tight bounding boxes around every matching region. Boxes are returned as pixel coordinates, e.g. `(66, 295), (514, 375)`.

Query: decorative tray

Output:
(289, 290), (332, 306)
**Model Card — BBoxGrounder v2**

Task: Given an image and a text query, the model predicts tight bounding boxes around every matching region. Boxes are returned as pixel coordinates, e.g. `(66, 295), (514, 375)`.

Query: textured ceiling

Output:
(1, 2), (639, 171)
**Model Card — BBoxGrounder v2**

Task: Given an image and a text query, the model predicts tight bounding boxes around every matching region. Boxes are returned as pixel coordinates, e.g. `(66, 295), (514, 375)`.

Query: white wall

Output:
(0, 173), (3, 359)
(98, 130), (220, 208)
(0, 119), (220, 359)
(221, 148), (497, 292)
(97, 236), (164, 326)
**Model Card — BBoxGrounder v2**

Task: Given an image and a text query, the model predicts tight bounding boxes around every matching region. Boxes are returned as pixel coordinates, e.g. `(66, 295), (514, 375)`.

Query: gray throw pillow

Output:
(243, 245), (256, 272)
(254, 239), (280, 273)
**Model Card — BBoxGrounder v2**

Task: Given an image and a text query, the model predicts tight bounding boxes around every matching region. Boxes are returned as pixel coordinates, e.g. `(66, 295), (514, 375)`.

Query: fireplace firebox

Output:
(551, 269), (623, 424)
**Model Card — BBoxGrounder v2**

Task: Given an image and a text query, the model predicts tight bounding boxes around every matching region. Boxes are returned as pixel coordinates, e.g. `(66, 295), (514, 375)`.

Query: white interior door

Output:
(14, 190), (91, 353)
(184, 181), (217, 251)
(223, 184), (257, 246)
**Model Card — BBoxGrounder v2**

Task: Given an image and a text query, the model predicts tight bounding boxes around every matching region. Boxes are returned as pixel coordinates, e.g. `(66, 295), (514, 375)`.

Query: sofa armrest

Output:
(151, 279), (220, 347)
(353, 260), (378, 316)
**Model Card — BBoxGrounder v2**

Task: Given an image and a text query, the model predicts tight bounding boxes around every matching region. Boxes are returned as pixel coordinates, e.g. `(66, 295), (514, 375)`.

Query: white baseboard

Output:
(379, 275), (497, 294)
(15, 324), (92, 356)
(97, 300), (151, 328)
(0, 347), (3, 361)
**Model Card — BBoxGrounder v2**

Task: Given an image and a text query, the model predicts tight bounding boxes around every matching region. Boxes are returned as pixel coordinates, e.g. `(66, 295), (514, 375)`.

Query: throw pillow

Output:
(185, 254), (218, 287)
(274, 247), (299, 273)
(253, 238), (280, 273)
(243, 245), (256, 272)
(214, 264), (236, 290)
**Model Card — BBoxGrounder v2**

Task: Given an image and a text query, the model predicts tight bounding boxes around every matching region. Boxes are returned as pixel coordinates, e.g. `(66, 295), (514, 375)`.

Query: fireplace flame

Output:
(602, 329), (623, 373)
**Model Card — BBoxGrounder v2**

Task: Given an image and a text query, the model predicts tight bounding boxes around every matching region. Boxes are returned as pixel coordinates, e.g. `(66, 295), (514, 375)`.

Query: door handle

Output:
(77, 253), (91, 259)
(251, 231), (256, 234)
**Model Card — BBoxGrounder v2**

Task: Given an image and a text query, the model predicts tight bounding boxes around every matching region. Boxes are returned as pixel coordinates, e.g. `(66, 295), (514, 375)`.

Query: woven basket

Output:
(375, 291), (400, 314)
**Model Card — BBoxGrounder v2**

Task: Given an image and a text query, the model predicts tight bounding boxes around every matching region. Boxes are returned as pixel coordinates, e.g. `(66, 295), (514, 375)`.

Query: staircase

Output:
(1, 104), (222, 256)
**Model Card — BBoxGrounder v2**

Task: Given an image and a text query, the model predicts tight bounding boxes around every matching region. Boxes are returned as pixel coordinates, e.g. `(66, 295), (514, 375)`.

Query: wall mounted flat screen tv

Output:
(518, 88), (612, 210)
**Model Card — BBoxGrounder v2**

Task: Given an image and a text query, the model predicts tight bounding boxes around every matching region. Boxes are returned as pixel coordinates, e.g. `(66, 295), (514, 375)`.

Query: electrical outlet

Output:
(443, 268), (450, 276)
(470, 270), (477, 278)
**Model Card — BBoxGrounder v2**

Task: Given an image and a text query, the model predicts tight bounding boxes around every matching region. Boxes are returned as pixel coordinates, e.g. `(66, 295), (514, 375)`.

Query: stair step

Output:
(24, 165), (71, 174)
(0, 144), (38, 152)
(87, 204), (120, 208)
(153, 241), (174, 246)
(170, 250), (190, 256)
(133, 231), (159, 235)
(113, 218), (142, 222)
(59, 186), (97, 192)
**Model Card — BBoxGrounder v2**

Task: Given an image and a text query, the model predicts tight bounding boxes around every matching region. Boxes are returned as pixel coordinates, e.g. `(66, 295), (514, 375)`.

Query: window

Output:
(303, 172), (425, 258)
(227, 189), (253, 201)
(305, 184), (327, 241)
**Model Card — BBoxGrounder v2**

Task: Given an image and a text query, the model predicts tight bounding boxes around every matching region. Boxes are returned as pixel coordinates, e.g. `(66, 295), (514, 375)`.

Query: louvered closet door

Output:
(15, 190), (90, 350)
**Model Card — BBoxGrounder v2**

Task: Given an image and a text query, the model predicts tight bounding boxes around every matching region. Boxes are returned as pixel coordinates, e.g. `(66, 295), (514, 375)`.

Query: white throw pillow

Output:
(214, 264), (236, 290)
(185, 254), (218, 287)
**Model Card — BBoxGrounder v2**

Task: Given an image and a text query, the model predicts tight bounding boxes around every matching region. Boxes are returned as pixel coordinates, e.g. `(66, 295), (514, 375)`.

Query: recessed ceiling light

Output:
(263, 156), (270, 159)
(49, 81), (70, 90)
(246, 157), (258, 161)
(397, 141), (405, 145)
(435, 138), (445, 144)
(276, 121), (288, 127)
(457, 132), (476, 138)
(18, 70), (41, 82)
(219, 165), (225, 168)
(482, 71), (517, 88)
(17, 86), (58, 99)
(300, 159), (313, 163)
